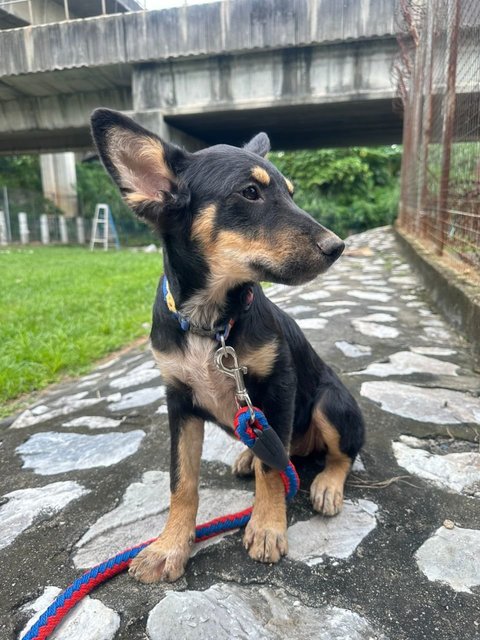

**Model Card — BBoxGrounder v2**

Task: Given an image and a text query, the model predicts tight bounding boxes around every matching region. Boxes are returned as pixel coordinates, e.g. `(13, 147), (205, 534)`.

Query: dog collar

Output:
(162, 275), (253, 342)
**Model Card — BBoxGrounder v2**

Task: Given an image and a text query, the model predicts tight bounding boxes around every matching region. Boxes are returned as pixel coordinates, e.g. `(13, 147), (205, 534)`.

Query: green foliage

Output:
(76, 160), (152, 245)
(269, 146), (402, 238)
(0, 155), (42, 191)
(1, 148), (401, 243)
(0, 155), (60, 218)
(0, 246), (162, 410)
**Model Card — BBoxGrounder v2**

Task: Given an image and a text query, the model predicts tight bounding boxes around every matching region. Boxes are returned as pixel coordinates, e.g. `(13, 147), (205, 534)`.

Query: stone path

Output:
(1, 227), (479, 640)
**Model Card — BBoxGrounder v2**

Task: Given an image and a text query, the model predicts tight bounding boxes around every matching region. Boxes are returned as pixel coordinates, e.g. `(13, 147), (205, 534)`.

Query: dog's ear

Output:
(90, 108), (189, 225)
(243, 132), (270, 157)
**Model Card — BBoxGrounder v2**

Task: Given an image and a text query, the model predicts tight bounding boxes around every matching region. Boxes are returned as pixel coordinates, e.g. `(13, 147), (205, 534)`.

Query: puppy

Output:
(91, 109), (365, 583)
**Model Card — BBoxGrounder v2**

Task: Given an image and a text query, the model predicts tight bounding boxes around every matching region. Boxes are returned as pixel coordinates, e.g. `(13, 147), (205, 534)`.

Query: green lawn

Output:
(0, 246), (162, 414)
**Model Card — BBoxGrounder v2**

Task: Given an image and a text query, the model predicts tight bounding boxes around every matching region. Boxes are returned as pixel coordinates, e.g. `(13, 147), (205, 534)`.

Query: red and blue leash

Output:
(23, 407), (299, 640)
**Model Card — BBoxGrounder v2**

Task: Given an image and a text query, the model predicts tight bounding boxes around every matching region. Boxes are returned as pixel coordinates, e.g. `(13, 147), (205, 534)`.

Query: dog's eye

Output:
(241, 185), (260, 201)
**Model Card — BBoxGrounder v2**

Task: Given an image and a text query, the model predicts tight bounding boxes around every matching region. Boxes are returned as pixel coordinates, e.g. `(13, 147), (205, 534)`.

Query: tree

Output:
(0, 155), (42, 191)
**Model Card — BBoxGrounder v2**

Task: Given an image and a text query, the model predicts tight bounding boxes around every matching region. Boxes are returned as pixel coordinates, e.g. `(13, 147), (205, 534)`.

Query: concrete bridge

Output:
(0, 0), (142, 29)
(0, 0), (402, 155)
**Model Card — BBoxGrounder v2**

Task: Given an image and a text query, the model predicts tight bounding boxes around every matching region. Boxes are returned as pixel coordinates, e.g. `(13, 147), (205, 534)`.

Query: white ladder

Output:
(90, 204), (120, 250)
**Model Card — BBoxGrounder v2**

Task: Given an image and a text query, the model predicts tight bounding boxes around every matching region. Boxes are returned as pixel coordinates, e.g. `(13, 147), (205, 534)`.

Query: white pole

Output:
(40, 214), (50, 245)
(104, 207), (109, 250)
(18, 212), (29, 245)
(3, 186), (11, 242)
(76, 217), (85, 245)
(90, 205), (99, 250)
(59, 215), (69, 244)
(0, 210), (7, 246)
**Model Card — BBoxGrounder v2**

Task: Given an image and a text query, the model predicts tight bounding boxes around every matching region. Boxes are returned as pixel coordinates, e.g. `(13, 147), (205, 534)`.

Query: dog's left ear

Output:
(243, 132), (270, 157)
(90, 108), (190, 226)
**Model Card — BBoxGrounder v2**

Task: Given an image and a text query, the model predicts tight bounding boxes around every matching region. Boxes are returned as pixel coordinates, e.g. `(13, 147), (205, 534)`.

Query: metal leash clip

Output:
(214, 336), (255, 422)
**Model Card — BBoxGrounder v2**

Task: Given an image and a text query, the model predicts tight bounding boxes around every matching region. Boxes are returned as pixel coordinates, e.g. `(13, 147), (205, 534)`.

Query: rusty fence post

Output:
(418, 2), (435, 239)
(437, 0), (460, 255)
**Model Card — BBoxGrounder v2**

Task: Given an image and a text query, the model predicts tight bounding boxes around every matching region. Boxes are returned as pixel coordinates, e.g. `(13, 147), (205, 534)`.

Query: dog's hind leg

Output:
(309, 387), (364, 517)
(129, 387), (204, 583)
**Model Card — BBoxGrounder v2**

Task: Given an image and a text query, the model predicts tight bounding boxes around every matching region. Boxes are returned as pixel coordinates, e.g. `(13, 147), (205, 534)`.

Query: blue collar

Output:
(162, 275), (237, 342)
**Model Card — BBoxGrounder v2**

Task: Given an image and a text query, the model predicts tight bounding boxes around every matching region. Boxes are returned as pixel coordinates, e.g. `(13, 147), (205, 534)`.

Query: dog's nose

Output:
(317, 235), (345, 261)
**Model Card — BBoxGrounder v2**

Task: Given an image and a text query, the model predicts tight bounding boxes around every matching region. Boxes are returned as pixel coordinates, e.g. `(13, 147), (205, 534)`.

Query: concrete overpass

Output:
(0, 0), (402, 154)
(0, 0), (143, 29)
(0, 0), (144, 215)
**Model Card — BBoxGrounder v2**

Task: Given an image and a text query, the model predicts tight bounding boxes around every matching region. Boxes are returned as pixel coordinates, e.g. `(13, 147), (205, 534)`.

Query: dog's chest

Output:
(153, 335), (237, 428)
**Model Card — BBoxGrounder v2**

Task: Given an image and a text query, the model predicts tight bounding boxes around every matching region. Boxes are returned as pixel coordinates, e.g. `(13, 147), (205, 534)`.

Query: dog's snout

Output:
(317, 235), (345, 261)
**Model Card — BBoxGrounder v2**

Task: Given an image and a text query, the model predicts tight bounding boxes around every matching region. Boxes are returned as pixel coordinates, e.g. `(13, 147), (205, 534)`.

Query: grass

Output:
(0, 246), (162, 415)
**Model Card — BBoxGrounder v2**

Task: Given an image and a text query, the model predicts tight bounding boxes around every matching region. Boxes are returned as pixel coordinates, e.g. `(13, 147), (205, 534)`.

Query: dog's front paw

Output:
(232, 449), (255, 477)
(129, 536), (192, 584)
(243, 519), (288, 563)
(310, 471), (344, 516)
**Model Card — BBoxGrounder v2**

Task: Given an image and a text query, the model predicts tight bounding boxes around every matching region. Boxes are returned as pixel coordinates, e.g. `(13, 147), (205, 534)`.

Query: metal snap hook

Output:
(214, 343), (255, 423)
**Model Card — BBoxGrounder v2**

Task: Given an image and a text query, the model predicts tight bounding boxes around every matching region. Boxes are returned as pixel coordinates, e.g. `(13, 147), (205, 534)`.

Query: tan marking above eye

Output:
(284, 178), (294, 194)
(251, 166), (271, 186)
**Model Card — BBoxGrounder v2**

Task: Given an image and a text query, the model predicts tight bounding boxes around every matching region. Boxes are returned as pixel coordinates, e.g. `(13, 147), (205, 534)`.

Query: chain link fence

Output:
(396, 0), (480, 273)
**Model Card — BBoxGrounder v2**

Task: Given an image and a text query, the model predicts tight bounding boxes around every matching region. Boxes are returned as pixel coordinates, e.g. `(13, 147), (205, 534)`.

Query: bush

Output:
(269, 146), (402, 238)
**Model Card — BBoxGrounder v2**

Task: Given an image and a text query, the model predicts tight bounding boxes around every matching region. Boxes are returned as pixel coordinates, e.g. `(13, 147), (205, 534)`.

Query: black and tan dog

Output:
(91, 109), (365, 584)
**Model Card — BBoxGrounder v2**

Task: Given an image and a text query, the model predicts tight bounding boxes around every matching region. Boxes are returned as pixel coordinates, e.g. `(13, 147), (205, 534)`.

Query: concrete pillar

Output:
(18, 212), (29, 245)
(40, 214), (50, 245)
(40, 152), (78, 218)
(76, 217), (85, 245)
(59, 216), (69, 244)
(0, 211), (7, 245)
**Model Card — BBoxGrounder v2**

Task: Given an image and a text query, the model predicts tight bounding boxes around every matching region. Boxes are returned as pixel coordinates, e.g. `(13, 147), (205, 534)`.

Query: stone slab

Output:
(415, 526), (480, 593)
(20, 586), (120, 640)
(288, 499), (378, 565)
(74, 480), (252, 569)
(353, 351), (459, 378)
(361, 381), (480, 424)
(296, 318), (328, 330)
(335, 341), (372, 358)
(147, 583), (387, 640)
(392, 436), (480, 496)
(202, 422), (245, 466)
(16, 430), (146, 475)
(0, 481), (87, 551)
(108, 387), (166, 411)
(62, 416), (124, 429)
(352, 320), (399, 339)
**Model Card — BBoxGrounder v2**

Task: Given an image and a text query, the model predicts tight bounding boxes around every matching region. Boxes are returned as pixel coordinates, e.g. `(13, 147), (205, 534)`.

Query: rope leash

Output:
(23, 407), (299, 640)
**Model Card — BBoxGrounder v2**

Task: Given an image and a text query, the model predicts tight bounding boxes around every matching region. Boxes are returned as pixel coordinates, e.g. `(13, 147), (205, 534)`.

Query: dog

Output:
(90, 109), (365, 584)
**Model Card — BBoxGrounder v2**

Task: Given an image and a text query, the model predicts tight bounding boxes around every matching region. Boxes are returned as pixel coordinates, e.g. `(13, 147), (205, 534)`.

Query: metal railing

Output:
(0, 0), (33, 23)
(396, 0), (480, 273)
(0, 0), (149, 26)
(0, 186), (152, 246)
